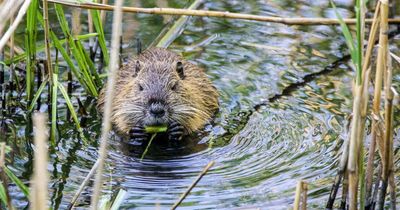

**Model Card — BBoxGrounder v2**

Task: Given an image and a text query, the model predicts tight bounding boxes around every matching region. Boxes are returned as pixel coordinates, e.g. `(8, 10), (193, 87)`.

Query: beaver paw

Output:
(129, 126), (149, 141)
(168, 122), (184, 141)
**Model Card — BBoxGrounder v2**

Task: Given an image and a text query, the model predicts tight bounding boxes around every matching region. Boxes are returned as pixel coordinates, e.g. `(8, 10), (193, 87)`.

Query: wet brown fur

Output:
(97, 47), (219, 135)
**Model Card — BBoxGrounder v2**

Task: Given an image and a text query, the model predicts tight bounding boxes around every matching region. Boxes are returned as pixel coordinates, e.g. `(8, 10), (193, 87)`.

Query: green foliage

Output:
(90, 10), (109, 66)
(28, 77), (49, 112)
(330, 0), (365, 84)
(0, 183), (7, 208)
(25, 0), (39, 102)
(145, 125), (168, 133)
(141, 134), (158, 161)
(4, 167), (29, 198)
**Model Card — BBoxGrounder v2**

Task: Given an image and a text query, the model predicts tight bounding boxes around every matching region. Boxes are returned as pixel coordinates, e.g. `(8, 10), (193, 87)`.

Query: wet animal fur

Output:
(97, 47), (219, 136)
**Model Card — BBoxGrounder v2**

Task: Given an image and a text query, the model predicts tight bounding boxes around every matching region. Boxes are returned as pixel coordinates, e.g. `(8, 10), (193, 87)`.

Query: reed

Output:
(171, 161), (215, 210)
(152, 0), (205, 48)
(0, 0), (31, 52)
(90, 0), (124, 208)
(294, 180), (308, 210)
(47, 0), (400, 25)
(30, 113), (49, 210)
(328, 0), (397, 209)
(25, 0), (38, 103)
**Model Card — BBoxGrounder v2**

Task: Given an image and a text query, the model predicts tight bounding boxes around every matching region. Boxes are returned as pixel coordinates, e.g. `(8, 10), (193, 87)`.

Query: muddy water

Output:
(3, 0), (400, 209)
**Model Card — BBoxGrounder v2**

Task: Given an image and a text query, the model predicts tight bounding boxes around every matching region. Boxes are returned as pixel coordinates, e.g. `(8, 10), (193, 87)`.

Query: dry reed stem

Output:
(171, 161), (215, 210)
(89, 0), (124, 209)
(88, 10), (94, 54)
(100, 0), (108, 22)
(294, 181), (302, 210)
(0, 0), (23, 31)
(0, 0), (31, 52)
(301, 182), (307, 210)
(68, 159), (99, 210)
(30, 113), (49, 210)
(294, 180), (307, 210)
(47, 0), (400, 25)
(348, 88), (362, 210)
(365, 1), (383, 202)
(375, 0), (389, 159)
(376, 1), (392, 209)
(348, 66), (371, 210)
(379, 27), (393, 209)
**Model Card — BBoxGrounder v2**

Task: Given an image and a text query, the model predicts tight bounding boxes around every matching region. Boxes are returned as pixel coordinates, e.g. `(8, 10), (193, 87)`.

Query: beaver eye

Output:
(138, 84), (144, 91)
(171, 82), (178, 91)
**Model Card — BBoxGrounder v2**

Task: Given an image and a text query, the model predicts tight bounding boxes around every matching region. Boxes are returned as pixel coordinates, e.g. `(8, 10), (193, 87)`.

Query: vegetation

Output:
(0, 0), (398, 209)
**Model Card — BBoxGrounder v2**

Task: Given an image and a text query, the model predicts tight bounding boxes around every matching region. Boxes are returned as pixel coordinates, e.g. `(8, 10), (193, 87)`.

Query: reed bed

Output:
(326, 0), (398, 209)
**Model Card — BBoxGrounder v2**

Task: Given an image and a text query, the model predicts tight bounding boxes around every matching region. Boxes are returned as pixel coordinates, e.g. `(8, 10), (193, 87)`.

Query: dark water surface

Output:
(3, 0), (400, 209)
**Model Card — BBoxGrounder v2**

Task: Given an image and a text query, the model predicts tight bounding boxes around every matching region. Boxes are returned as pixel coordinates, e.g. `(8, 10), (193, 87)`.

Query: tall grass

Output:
(25, 0), (38, 103)
(329, 0), (396, 209)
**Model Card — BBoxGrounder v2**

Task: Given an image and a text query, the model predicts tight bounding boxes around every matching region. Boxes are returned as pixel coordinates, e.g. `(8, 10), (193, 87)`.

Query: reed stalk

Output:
(25, 0), (38, 103)
(171, 161), (215, 210)
(30, 113), (49, 210)
(67, 160), (99, 210)
(293, 181), (308, 210)
(345, 0), (367, 207)
(365, 2), (382, 206)
(294, 180), (302, 210)
(47, 0), (400, 25)
(0, 0), (31, 52)
(326, 123), (350, 209)
(377, 3), (392, 206)
(153, 0), (204, 48)
(43, 0), (58, 146)
(90, 0), (124, 208)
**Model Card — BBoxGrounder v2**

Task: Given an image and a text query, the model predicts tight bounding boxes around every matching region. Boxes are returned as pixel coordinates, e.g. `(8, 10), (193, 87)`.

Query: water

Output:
(2, 0), (400, 209)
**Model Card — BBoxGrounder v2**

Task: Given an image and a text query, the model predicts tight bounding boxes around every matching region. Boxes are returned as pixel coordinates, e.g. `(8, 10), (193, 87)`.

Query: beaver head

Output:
(131, 59), (186, 127)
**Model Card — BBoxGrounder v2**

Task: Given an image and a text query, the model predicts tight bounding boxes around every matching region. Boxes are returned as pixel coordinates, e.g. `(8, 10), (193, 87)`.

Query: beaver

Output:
(97, 47), (219, 141)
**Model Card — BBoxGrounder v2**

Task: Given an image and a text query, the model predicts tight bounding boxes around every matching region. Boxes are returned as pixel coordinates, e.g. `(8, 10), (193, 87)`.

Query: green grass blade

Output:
(330, 1), (358, 66)
(73, 39), (101, 92)
(49, 31), (91, 92)
(4, 167), (29, 198)
(57, 82), (88, 144)
(140, 134), (157, 161)
(5, 33), (98, 65)
(38, 10), (98, 96)
(90, 9), (109, 66)
(28, 77), (49, 112)
(50, 74), (59, 146)
(0, 183), (7, 207)
(75, 40), (102, 87)
(25, 0), (39, 102)
(53, 4), (99, 96)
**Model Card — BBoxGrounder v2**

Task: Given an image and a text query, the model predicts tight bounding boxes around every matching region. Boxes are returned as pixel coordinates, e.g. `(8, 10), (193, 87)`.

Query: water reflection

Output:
(3, 0), (400, 209)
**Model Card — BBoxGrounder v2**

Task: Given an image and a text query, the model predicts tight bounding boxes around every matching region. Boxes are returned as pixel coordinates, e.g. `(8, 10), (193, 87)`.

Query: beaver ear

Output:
(133, 60), (140, 77)
(176, 61), (184, 79)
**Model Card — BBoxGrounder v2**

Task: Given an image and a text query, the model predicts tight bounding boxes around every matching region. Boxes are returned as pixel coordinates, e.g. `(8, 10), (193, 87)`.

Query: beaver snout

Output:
(149, 102), (166, 117)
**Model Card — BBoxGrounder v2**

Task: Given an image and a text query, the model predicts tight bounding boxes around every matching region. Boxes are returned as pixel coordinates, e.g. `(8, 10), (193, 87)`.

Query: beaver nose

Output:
(149, 103), (165, 117)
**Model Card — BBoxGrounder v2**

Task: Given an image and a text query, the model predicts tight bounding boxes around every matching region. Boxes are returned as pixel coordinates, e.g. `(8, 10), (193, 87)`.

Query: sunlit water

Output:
(2, 0), (400, 209)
